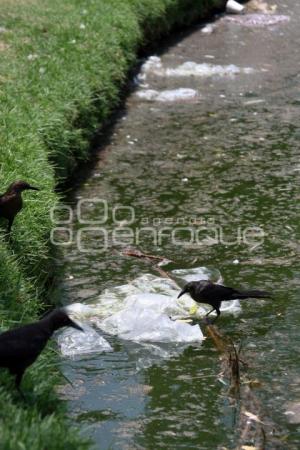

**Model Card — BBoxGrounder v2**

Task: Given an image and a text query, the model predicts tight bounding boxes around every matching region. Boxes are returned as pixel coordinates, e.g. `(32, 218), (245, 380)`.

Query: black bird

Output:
(0, 180), (39, 233)
(0, 308), (83, 395)
(178, 280), (271, 320)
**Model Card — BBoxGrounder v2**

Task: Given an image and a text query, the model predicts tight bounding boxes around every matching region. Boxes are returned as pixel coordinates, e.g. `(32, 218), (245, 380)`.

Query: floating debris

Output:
(225, 13), (290, 27)
(243, 99), (266, 105)
(284, 402), (300, 424)
(59, 267), (240, 365)
(57, 323), (113, 357)
(246, 0), (277, 14)
(136, 88), (199, 102)
(226, 0), (244, 14)
(139, 56), (254, 79)
(201, 24), (215, 34)
(100, 293), (204, 343)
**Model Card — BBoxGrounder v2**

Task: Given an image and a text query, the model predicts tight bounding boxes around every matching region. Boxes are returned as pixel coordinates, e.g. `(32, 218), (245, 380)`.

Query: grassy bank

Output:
(0, 0), (224, 446)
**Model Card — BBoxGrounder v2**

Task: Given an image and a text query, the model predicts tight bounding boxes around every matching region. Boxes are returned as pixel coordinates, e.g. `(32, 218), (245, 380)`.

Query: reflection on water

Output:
(56, 1), (300, 448)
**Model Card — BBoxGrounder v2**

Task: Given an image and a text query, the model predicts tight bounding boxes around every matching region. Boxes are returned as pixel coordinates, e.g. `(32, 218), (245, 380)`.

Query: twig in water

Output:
(122, 247), (172, 262)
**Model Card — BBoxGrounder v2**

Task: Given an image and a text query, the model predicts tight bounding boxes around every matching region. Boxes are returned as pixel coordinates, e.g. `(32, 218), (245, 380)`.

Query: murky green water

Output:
(56, 2), (300, 448)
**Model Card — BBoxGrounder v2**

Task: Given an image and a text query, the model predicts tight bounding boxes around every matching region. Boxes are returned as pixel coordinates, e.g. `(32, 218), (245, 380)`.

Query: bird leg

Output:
(204, 308), (217, 325)
(15, 372), (25, 400)
(203, 316), (214, 325)
(4, 218), (14, 242)
(6, 218), (14, 240)
(7, 218), (14, 233)
(17, 386), (26, 401)
(206, 308), (216, 317)
(211, 308), (221, 323)
(205, 307), (221, 324)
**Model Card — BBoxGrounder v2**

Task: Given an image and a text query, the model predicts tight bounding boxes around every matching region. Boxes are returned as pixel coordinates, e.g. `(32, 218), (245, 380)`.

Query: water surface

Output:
(56, 2), (300, 448)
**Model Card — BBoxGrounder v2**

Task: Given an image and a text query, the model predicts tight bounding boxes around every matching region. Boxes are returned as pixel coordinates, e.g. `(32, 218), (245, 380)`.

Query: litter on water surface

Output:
(57, 323), (113, 357)
(58, 267), (241, 364)
(136, 88), (199, 102)
(138, 56), (255, 80)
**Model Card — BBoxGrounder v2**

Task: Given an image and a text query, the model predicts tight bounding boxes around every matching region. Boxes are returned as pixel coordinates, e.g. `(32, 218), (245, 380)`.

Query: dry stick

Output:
(123, 247), (281, 449)
(122, 247), (172, 262)
(122, 247), (175, 281)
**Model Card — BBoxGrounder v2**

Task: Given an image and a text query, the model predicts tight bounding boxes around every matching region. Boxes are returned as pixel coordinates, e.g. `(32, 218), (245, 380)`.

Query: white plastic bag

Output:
(100, 293), (203, 343)
(57, 323), (112, 357)
(61, 267), (241, 361)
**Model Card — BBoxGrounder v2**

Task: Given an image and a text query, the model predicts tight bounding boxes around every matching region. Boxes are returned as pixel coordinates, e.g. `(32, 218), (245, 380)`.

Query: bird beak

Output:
(177, 288), (187, 299)
(70, 320), (84, 332)
(27, 185), (40, 191)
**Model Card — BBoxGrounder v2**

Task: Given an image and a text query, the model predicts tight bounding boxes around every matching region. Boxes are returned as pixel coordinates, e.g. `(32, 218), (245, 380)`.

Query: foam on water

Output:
(58, 267), (241, 364)
(139, 56), (254, 79)
(224, 13), (290, 27)
(136, 88), (199, 102)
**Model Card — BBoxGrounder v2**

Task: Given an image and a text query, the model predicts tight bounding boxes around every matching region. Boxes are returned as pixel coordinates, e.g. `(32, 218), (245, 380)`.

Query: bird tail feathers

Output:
(236, 289), (272, 299)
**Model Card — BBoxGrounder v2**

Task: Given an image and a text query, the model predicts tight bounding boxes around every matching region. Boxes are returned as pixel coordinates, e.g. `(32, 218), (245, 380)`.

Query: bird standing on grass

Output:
(178, 280), (271, 320)
(0, 180), (39, 233)
(0, 308), (83, 396)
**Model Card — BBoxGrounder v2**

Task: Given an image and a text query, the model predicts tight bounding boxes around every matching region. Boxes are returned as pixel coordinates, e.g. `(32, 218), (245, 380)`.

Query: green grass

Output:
(0, 0), (224, 447)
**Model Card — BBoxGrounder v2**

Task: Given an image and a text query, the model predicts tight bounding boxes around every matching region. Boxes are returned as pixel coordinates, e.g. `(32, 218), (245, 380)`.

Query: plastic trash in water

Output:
(224, 13), (290, 27)
(136, 88), (199, 103)
(57, 323), (113, 358)
(171, 266), (241, 317)
(133, 342), (193, 371)
(99, 293), (203, 343)
(172, 266), (221, 283)
(226, 0), (244, 14)
(139, 56), (254, 79)
(65, 302), (95, 317)
(61, 267), (241, 363)
(66, 267), (242, 330)
(201, 24), (215, 34)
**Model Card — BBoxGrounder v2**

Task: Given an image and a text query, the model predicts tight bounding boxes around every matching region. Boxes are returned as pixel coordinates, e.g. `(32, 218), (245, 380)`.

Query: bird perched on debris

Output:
(178, 280), (271, 320)
(0, 308), (83, 396)
(0, 180), (39, 233)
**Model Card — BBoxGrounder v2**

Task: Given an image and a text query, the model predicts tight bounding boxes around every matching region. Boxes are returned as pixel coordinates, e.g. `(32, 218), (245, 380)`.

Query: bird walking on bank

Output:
(0, 180), (39, 233)
(178, 280), (271, 320)
(0, 308), (83, 396)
